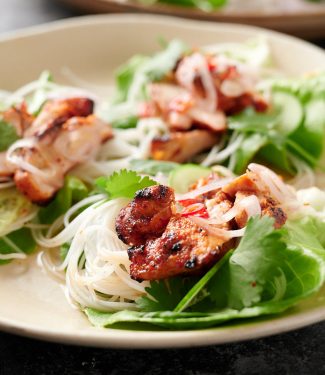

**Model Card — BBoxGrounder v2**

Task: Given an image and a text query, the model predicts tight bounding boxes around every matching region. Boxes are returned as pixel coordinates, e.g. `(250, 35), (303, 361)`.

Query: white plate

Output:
(0, 14), (324, 348)
(59, 0), (325, 38)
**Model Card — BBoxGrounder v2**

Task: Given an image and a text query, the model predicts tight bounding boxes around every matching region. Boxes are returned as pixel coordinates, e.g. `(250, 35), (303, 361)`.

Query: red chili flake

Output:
(181, 203), (209, 219)
(178, 198), (200, 207)
(251, 281), (257, 287)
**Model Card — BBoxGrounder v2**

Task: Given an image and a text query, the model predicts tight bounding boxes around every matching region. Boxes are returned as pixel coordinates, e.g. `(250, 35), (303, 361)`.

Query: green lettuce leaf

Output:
(0, 120), (19, 152)
(84, 299), (295, 330)
(0, 188), (34, 236)
(85, 216), (325, 330)
(115, 39), (187, 103)
(0, 227), (36, 265)
(136, 277), (199, 312)
(209, 217), (325, 309)
(39, 176), (88, 224)
(114, 55), (149, 103)
(26, 71), (53, 115)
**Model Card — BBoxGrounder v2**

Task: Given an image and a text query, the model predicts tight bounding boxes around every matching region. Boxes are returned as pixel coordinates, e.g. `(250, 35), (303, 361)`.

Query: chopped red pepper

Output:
(181, 203), (209, 219)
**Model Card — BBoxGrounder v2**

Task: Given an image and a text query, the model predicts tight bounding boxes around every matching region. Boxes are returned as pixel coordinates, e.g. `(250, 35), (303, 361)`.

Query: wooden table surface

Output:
(0, 1), (324, 374)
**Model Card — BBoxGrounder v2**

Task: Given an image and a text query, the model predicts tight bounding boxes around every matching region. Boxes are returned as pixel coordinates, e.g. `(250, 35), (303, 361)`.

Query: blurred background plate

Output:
(58, 0), (325, 38)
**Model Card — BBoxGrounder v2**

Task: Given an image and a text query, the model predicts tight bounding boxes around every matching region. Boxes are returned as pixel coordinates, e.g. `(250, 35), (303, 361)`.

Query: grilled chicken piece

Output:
(2, 103), (34, 136)
(128, 216), (234, 281)
(116, 185), (233, 281)
(116, 185), (174, 247)
(24, 97), (94, 139)
(151, 130), (219, 163)
(223, 174), (287, 228)
(148, 83), (226, 132)
(15, 115), (112, 204)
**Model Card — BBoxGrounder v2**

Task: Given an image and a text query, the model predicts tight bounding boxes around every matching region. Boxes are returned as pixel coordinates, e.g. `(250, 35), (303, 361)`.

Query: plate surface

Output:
(0, 14), (324, 348)
(59, 0), (325, 38)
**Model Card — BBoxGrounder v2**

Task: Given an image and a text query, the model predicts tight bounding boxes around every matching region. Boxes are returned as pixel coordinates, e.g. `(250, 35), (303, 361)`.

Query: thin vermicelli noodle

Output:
(36, 196), (148, 311)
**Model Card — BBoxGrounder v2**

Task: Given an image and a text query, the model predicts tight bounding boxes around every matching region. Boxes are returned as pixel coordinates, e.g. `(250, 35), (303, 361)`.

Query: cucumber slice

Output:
(305, 98), (325, 132)
(168, 164), (211, 194)
(272, 91), (303, 135)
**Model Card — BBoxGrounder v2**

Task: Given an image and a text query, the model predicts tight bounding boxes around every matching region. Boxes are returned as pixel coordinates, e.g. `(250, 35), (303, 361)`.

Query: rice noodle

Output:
(0, 208), (38, 238)
(201, 132), (244, 166)
(289, 153), (315, 190)
(36, 196), (148, 311)
(0, 236), (27, 261)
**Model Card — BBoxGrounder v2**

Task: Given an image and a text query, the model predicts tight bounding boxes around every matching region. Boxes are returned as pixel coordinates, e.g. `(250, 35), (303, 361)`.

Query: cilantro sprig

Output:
(95, 169), (157, 199)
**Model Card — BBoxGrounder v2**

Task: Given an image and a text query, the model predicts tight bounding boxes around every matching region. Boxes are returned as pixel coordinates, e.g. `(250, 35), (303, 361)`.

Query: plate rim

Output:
(0, 13), (324, 348)
(0, 12), (324, 53)
(0, 305), (324, 348)
(60, 0), (325, 19)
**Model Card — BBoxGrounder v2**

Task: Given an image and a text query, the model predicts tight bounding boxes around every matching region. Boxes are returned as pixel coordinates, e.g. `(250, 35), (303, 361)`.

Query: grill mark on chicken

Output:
(116, 185), (174, 246)
(25, 97), (94, 139)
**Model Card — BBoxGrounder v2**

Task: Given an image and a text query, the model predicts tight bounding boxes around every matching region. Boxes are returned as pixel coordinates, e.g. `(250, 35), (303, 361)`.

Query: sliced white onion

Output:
(247, 163), (296, 204)
(208, 195), (261, 225)
(6, 138), (52, 178)
(189, 216), (245, 238)
(176, 177), (233, 201)
(176, 53), (217, 112)
(220, 79), (245, 98)
(239, 194), (262, 218)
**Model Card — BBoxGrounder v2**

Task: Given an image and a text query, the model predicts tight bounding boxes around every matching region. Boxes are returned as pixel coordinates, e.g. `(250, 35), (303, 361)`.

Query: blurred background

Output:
(0, 0), (324, 43)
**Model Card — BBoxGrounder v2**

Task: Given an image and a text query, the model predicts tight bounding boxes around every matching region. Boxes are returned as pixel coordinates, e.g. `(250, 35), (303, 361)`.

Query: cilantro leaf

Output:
(0, 120), (19, 152)
(209, 216), (325, 310)
(96, 170), (157, 199)
(208, 216), (282, 308)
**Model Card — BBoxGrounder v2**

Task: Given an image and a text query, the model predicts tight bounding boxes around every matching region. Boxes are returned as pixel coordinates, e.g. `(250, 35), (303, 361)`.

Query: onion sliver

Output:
(247, 163), (296, 204)
(208, 195), (261, 225)
(189, 216), (246, 239)
(176, 177), (233, 201)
